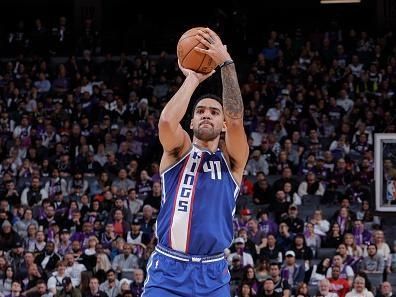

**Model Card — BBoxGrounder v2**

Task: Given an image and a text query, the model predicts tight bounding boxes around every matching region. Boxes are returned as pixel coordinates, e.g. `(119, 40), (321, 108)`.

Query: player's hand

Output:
(194, 28), (232, 66)
(178, 59), (215, 83)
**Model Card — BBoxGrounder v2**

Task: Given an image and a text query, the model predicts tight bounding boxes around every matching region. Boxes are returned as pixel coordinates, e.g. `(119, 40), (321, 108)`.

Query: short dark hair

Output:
(192, 93), (223, 114)
(269, 262), (280, 269)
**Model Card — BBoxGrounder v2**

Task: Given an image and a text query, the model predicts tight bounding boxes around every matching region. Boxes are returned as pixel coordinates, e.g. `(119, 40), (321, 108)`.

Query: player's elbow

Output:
(159, 115), (173, 130)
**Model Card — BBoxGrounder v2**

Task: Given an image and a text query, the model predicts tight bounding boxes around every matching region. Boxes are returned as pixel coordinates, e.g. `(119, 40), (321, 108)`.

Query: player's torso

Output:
(156, 145), (239, 255)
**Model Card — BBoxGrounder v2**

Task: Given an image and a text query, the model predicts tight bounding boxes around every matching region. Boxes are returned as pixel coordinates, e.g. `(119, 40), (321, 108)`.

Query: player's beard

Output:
(193, 125), (221, 141)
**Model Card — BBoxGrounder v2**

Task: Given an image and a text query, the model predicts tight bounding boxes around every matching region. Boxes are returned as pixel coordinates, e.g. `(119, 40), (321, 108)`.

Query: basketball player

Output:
(142, 28), (249, 296)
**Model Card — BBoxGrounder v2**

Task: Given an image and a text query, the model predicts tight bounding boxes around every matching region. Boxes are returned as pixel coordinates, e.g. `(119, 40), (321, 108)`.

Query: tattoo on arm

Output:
(221, 64), (243, 119)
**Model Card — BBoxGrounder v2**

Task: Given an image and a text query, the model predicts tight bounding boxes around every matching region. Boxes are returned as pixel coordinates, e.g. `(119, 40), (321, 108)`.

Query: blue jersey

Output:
(156, 145), (240, 255)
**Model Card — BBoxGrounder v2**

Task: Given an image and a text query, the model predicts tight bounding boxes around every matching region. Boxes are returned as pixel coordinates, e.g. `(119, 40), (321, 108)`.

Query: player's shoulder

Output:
(160, 144), (193, 174)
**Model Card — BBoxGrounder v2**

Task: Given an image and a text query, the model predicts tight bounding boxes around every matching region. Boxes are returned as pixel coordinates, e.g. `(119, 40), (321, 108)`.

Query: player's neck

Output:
(192, 137), (219, 153)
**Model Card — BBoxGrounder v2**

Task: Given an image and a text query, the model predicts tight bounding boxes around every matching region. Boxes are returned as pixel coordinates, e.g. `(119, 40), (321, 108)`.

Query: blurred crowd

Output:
(0, 16), (396, 297)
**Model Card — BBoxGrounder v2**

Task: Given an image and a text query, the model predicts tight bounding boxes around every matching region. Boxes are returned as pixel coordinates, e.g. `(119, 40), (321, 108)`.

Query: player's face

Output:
(191, 98), (225, 141)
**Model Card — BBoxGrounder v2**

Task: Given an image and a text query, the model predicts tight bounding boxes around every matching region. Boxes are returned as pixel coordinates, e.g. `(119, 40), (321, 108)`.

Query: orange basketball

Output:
(177, 27), (218, 74)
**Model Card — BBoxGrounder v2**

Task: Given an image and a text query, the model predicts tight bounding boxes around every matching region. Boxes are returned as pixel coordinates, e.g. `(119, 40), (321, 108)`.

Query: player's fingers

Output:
(194, 35), (212, 47)
(204, 27), (221, 42)
(197, 30), (215, 45)
(193, 47), (209, 54)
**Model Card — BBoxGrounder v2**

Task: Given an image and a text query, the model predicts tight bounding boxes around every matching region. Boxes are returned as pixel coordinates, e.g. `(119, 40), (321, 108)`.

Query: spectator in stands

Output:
(295, 282), (309, 297)
(47, 261), (68, 295)
(328, 265), (350, 297)
(309, 209), (330, 237)
(143, 181), (161, 213)
(98, 269), (119, 297)
(111, 243), (138, 280)
(360, 244), (384, 273)
(345, 276), (374, 297)
(376, 282), (393, 297)
(318, 278), (338, 297)
(269, 191), (291, 223)
(93, 253), (111, 284)
(246, 149), (269, 176)
(240, 265), (260, 296)
(282, 204), (304, 234)
(331, 207), (354, 236)
(356, 200), (380, 227)
(227, 237), (254, 267)
(135, 170), (152, 200)
(55, 276), (82, 297)
(332, 158), (353, 187)
(5, 281), (23, 297)
(129, 268), (144, 297)
(281, 250), (305, 291)
(290, 234), (313, 261)
(259, 277), (282, 297)
(304, 222), (321, 257)
(0, 221), (21, 251)
(35, 241), (61, 276)
(307, 257), (331, 286)
(0, 266), (15, 296)
(138, 205), (155, 239)
(277, 222), (294, 251)
(297, 171), (325, 199)
(327, 254), (354, 287)
(283, 182), (301, 206)
(112, 169), (135, 194)
(260, 233), (283, 263)
(253, 172), (272, 205)
(343, 233), (364, 262)
(351, 220), (372, 247)
(26, 279), (52, 297)
(20, 177), (48, 207)
(257, 210), (278, 237)
(247, 218), (266, 248)
(64, 253), (86, 287)
(233, 228), (258, 262)
(255, 258), (269, 282)
(229, 254), (244, 290)
(372, 230), (390, 271)
(85, 277), (107, 297)
(273, 167), (299, 193)
(13, 208), (38, 238)
(109, 201), (131, 235)
(268, 262), (291, 297)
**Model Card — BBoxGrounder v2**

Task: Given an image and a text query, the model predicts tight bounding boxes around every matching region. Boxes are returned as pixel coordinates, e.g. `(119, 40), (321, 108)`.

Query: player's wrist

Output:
(185, 74), (200, 86)
(219, 60), (234, 68)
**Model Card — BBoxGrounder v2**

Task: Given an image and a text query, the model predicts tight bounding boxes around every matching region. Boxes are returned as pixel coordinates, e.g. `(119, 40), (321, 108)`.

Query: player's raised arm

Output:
(220, 56), (249, 174)
(159, 62), (215, 157)
(195, 28), (249, 183)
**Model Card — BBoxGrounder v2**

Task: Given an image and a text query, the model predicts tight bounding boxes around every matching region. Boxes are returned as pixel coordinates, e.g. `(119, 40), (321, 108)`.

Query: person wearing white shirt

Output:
(64, 253), (86, 287)
(47, 261), (68, 295)
(318, 279), (339, 297)
(345, 276), (374, 297)
(336, 90), (354, 113)
(226, 237), (254, 267)
(266, 100), (282, 122)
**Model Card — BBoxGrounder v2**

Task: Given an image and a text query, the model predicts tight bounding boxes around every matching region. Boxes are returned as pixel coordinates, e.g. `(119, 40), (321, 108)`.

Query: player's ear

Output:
(190, 120), (194, 130)
(222, 121), (227, 132)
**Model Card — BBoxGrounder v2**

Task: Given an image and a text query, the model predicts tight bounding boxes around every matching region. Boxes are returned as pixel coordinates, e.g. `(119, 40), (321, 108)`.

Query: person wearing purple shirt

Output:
(70, 221), (96, 249)
(130, 269), (144, 297)
(352, 219), (372, 246)
(257, 210), (278, 236)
